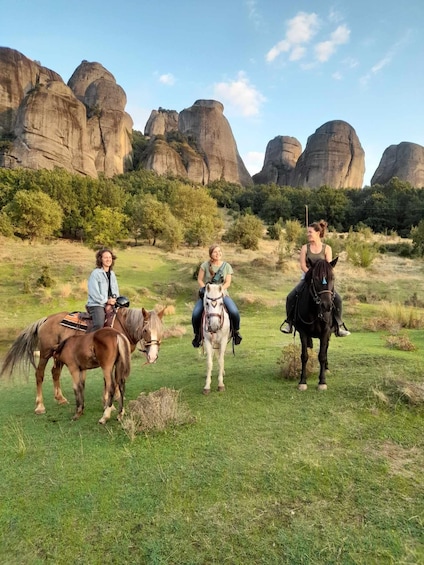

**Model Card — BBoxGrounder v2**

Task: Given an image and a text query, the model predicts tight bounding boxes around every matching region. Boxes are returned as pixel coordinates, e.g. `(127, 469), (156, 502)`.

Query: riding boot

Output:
(192, 334), (202, 348)
(333, 292), (350, 337)
(233, 330), (242, 345)
(280, 321), (293, 334)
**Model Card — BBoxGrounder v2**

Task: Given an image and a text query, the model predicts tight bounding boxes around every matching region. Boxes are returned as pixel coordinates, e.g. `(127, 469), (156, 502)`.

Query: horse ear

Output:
(157, 307), (166, 320)
(142, 307), (149, 319)
(330, 257), (338, 268)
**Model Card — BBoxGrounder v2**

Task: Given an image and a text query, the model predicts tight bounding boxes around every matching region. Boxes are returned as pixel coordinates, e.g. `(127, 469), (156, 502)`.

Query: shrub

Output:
(224, 214), (264, 250)
(346, 240), (378, 268)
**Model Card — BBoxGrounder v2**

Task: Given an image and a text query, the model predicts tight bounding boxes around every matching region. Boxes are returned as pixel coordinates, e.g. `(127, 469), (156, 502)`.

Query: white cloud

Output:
(360, 31), (412, 88)
(213, 71), (266, 117)
(266, 12), (320, 63)
(314, 24), (350, 62)
(245, 0), (262, 28)
(159, 73), (175, 86)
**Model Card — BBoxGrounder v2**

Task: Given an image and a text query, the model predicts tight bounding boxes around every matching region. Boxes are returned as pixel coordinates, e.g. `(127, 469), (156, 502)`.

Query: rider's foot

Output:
(337, 326), (351, 337)
(233, 331), (242, 345)
(192, 335), (202, 348)
(280, 322), (293, 334)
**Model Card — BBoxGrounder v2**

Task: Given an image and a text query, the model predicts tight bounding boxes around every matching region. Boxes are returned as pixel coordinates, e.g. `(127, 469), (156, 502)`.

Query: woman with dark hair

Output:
(281, 220), (350, 337)
(192, 244), (242, 347)
(86, 248), (119, 331)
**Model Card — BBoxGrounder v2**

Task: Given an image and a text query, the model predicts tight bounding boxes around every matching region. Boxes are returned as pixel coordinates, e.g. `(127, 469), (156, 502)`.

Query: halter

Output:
(137, 319), (162, 353)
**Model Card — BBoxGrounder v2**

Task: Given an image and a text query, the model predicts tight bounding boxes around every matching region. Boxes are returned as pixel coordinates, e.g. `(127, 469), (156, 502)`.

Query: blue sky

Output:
(2, 0), (423, 186)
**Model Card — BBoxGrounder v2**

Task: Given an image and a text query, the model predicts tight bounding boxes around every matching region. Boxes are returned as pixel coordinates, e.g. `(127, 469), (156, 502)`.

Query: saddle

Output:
(60, 305), (115, 332)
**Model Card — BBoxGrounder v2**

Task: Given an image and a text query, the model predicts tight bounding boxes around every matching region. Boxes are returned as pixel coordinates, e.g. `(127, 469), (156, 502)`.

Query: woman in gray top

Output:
(86, 248), (119, 331)
(192, 244), (242, 347)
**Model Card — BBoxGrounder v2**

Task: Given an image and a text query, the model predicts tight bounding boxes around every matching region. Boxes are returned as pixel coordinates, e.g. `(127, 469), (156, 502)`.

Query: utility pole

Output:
(305, 205), (309, 227)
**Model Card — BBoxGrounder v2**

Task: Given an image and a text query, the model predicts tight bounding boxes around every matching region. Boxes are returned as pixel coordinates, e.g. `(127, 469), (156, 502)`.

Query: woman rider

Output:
(192, 244), (242, 347)
(280, 220), (350, 337)
(86, 248), (119, 332)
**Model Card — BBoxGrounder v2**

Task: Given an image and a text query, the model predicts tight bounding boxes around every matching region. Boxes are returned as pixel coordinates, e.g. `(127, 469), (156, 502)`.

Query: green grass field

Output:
(1, 239), (423, 564)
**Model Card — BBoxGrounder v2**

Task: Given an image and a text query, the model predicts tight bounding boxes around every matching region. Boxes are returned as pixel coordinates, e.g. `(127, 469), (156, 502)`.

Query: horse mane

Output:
(305, 259), (334, 284)
(119, 308), (163, 341)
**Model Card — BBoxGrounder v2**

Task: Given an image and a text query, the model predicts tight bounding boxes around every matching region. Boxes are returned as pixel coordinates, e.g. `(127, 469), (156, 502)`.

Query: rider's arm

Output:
(222, 274), (232, 291)
(325, 244), (333, 262)
(300, 244), (309, 273)
(197, 267), (206, 288)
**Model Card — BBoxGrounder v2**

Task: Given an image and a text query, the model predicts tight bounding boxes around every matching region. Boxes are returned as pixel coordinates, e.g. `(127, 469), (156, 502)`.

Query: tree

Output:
(126, 193), (172, 245)
(84, 207), (128, 248)
(224, 214), (264, 250)
(4, 189), (63, 241)
(411, 219), (424, 257)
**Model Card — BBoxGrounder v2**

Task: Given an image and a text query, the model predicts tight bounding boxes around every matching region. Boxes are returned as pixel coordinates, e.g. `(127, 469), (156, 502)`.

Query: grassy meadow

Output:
(0, 237), (424, 564)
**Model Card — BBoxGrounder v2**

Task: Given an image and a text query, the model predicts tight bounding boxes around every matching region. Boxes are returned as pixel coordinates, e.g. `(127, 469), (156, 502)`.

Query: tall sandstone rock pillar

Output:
(291, 120), (365, 189)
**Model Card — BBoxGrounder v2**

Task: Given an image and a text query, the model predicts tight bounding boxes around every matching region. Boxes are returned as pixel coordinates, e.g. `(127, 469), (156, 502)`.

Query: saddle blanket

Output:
(60, 312), (89, 331)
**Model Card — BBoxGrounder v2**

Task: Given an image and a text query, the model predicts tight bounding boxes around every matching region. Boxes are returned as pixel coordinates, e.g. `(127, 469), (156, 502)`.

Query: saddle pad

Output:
(60, 312), (88, 331)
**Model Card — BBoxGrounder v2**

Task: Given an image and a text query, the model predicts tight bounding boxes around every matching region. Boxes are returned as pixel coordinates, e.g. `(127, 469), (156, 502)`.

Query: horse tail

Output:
(0, 317), (47, 378)
(115, 334), (131, 385)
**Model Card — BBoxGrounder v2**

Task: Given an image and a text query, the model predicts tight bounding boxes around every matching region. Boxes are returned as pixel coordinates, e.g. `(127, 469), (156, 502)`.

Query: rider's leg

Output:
(281, 281), (303, 334)
(87, 306), (105, 332)
(333, 292), (350, 337)
(223, 296), (242, 344)
(192, 298), (204, 347)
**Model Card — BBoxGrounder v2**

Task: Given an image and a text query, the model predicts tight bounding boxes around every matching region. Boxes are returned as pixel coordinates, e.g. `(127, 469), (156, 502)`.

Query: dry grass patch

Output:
(366, 302), (424, 331)
(383, 332), (417, 351)
(163, 325), (186, 339)
(277, 343), (317, 380)
(121, 387), (195, 440)
(372, 378), (424, 407)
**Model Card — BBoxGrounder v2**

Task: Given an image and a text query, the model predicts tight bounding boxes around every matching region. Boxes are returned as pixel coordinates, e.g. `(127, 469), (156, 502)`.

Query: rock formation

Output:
(290, 120), (365, 189)
(142, 101), (253, 186)
(370, 142), (424, 187)
(252, 136), (302, 185)
(0, 48), (132, 177)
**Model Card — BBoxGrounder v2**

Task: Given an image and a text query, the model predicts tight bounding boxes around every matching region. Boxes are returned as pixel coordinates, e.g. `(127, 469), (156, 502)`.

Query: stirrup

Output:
(280, 322), (293, 334)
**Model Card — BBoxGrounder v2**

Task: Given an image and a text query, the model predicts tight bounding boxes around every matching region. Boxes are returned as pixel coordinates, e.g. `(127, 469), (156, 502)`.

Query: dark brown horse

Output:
(53, 328), (131, 424)
(1, 307), (164, 414)
(293, 258), (338, 391)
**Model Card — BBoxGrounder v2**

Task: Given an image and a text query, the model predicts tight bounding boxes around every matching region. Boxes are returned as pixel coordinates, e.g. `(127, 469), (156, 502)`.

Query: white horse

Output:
(202, 283), (231, 394)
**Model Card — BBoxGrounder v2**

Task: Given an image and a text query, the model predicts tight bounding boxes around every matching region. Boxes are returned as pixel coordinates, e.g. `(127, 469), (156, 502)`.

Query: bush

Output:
(224, 214), (264, 250)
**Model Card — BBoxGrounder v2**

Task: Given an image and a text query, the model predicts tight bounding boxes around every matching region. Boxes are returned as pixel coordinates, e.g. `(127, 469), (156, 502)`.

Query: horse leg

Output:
(52, 360), (68, 406)
(203, 341), (213, 395)
(298, 335), (308, 391)
(35, 357), (49, 414)
(72, 370), (85, 420)
(99, 369), (115, 425)
(317, 336), (330, 391)
(217, 344), (225, 392)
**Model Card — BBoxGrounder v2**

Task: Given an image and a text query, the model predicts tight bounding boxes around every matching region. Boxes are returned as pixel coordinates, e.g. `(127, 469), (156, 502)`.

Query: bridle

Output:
(138, 319), (162, 354)
(204, 292), (225, 333)
(309, 276), (335, 320)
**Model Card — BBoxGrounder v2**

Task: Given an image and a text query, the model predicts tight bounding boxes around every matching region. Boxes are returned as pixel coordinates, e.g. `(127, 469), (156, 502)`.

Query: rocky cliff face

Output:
(252, 136), (302, 185)
(2, 47), (424, 188)
(371, 142), (424, 187)
(142, 101), (253, 186)
(0, 48), (132, 177)
(290, 120), (365, 189)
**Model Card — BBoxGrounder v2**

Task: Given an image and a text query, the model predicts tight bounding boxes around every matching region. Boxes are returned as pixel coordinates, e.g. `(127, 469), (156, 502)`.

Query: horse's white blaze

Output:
(202, 284), (231, 393)
(145, 327), (159, 364)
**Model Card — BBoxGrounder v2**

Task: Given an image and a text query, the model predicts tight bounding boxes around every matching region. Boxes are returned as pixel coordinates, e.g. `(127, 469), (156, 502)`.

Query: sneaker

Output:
(233, 332), (242, 345)
(337, 328), (351, 337)
(192, 335), (202, 348)
(280, 322), (293, 334)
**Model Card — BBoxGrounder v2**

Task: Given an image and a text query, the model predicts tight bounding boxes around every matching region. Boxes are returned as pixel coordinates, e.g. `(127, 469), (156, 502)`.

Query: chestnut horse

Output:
(1, 306), (164, 414)
(202, 283), (231, 394)
(53, 328), (131, 424)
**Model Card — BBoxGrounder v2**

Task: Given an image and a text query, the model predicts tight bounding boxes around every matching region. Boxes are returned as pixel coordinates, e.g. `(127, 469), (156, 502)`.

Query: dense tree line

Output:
(1, 167), (424, 253)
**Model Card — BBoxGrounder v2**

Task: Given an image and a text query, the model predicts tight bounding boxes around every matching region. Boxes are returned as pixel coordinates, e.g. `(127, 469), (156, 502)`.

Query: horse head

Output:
(204, 283), (225, 333)
(139, 307), (165, 363)
(305, 258), (337, 321)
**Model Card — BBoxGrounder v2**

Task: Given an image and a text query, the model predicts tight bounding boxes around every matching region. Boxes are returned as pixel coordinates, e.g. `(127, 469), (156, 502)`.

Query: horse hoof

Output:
(298, 384), (308, 391)
(57, 398), (69, 406)
(98, 417), (106, 425)
(34, 406), (46, 415)
(203, 388), (211, 395)
(317, 384), (327, 391)
(217, 385), (225, 392)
